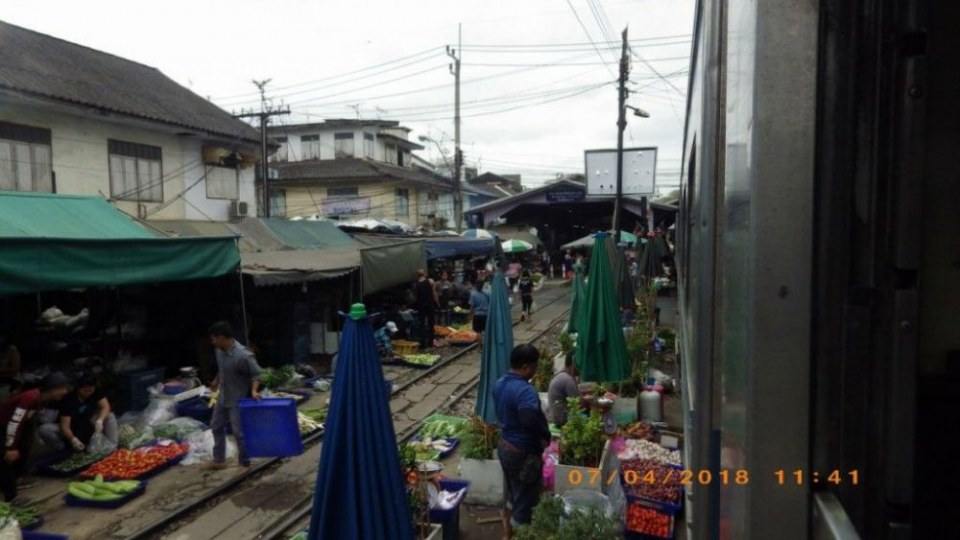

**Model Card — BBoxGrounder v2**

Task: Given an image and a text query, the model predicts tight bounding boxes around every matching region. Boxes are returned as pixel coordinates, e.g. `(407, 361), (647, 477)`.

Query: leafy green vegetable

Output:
(514, 496), (620, 540)
(560, 397), (605, 467)
(460, 416), (499, 460)
(50, 451), (110, 472)
(259, 365), (296, 389)
(0, 501), (39, 527)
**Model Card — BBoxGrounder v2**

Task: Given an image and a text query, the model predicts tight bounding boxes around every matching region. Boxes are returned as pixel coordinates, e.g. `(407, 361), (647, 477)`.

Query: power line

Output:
(211, 47), (444, 100)
(563, 0), (617, 78)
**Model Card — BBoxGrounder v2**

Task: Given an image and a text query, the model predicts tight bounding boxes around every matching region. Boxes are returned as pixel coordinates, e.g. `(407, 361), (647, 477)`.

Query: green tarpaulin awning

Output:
(0, 192), (240, 295)
(260, 218), (356, 249)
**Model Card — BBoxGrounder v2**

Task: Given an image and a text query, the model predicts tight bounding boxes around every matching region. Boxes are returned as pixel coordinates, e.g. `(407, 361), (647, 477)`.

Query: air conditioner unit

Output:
(230, 200), (249, 218)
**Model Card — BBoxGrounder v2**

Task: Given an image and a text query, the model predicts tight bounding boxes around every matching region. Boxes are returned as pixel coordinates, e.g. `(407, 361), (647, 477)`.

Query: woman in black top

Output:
(518, 270), (534, 322)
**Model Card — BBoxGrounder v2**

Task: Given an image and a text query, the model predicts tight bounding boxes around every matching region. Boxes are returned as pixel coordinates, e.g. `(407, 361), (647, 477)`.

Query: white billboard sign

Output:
(585, 147), (657, 196)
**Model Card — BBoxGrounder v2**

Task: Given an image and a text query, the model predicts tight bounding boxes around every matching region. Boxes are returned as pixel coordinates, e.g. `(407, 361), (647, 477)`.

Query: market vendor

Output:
(39, 374), (118, 453)
(0, 372), (69, 501)
(494, 344), (551, 535)
(468, 281), (490, 336)
(547, 352), (579, 427)
(374, 321), (400, 361)
(207, 321), (262, 470)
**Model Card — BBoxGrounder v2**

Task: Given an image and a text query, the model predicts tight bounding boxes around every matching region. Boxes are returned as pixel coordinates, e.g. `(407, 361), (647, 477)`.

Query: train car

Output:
(677, 0), (960, 538)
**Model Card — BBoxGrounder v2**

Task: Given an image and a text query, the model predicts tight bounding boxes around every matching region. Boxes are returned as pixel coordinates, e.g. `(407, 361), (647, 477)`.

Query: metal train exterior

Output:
(676, 0), (959, 539)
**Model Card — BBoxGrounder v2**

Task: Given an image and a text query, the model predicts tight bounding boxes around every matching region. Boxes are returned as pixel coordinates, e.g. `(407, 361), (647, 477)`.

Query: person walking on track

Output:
(207, 321), (262, 469)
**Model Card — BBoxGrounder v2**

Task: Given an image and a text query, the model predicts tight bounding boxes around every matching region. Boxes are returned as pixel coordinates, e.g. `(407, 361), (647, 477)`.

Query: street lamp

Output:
(613, 101), (651, 245)
(626, 105), (650, 118)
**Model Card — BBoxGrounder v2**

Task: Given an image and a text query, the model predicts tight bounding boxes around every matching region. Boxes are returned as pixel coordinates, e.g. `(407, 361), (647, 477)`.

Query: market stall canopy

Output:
(0, 193), (240, 295)
(351, 232), (491, 261)
(241, 248), (362, 286)
(259, 218), (356, 249)
(562, 230), (639, 250)
(308, 305), (413, 539)
(460, 228), (494, 239)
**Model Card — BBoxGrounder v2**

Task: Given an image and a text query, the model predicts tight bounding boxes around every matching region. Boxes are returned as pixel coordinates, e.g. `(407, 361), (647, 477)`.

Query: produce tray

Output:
(419, 415), (468, 435)
(38, 451), (110, 478)
(22, 532), (68, 540)
(80, 448), (188, 481)
(624, 501), (675, 539)
(619, 471), (684, 515)
(22, 532), (69, 540)
(21, 516), (43, 531)
(64, 480), (147, 509)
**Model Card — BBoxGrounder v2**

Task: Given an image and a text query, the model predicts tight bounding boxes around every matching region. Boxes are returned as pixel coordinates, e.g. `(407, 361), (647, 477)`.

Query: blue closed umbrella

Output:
(475, 269), (514, 425)
(308, 304), (413, 540)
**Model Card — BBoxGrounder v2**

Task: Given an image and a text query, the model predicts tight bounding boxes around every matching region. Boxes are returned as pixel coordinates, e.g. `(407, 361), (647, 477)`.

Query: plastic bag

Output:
(542, 440), (559, 491)
(0, 517), (20, 540)
(180, 429), (236, 465)
(138, 395), (177, 430)
(87, 432), (117, 455)
(152, 417), (206, 441)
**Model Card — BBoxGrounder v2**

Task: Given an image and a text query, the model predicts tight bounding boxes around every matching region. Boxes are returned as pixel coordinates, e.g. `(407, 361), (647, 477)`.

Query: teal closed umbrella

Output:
(576, 232), (630, 383)
(475, 269), (514, 424)
(566, 265), (586, 334)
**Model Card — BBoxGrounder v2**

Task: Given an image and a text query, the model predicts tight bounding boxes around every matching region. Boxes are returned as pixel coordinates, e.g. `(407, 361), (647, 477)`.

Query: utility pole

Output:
(612, 27), (629, 245)
(447, 24), (463, 232)
(234, 79), (289, 218)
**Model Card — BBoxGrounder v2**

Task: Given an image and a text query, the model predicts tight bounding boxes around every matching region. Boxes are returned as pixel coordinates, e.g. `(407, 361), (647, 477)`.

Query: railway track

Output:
(127, 283), (570, 540)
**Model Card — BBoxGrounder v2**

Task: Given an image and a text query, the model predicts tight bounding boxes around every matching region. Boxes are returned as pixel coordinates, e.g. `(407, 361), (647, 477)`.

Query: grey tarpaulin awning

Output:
(241, 248), (362, 286)
(359, 240), (426, 293)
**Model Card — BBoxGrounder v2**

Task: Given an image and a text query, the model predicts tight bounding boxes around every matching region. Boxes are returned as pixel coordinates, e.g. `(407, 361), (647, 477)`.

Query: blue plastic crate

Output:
(237, 398), (303, 457)
(429, 478), (470, 540)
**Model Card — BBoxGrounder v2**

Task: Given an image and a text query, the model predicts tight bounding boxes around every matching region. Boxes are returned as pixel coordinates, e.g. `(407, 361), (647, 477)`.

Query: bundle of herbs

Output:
(459, 415), (500, 460)
(560, 397), (605, 467)
(514, 496), (620, 540)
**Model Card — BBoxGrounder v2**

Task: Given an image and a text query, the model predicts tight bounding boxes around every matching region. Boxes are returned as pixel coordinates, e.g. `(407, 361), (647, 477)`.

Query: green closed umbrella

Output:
(576, 232), (630, 383)
(566, 265), (587, 334)
(475, 269), (514, 425)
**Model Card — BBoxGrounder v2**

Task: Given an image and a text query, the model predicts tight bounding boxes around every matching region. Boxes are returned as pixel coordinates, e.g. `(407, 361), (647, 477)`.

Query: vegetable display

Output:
(259, 365), (296, 389)
(409, 438), (455, 462)
(0, 502), (39, 528)
(622, 421), (654, 441)
(67, 475), (142, 502)
(560, 398), (605, 467)
(48, 451), (111, 473)
(300, 408), (327, 423)
(625, 502), (673, 538)
(402, 354), (440, 367)
(419, 417), (466, 439)
(81, 443), (188, 480)
(433, 326), (454, 337)
(616, 438), (681, 465)
(620, 458), (683, 504)
(447, 330), (478, 344)
(297, 412), (324, 435)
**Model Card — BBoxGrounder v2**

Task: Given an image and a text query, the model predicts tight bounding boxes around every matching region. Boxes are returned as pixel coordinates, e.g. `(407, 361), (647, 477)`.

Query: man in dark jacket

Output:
(0, 373), (69, 501)
(413, 269), (439, 349)
(494, 344), (550, 535)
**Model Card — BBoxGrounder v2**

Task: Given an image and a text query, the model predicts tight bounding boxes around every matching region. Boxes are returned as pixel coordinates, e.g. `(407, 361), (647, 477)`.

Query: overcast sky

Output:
(1, 0), (694, 191)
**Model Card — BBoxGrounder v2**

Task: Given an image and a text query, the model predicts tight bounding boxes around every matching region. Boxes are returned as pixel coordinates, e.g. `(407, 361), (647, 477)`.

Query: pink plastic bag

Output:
(542, 440), (559, 490)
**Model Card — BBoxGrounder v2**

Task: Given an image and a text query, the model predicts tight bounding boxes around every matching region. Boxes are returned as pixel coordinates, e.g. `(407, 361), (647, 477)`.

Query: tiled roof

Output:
(0, 20), (258, 143)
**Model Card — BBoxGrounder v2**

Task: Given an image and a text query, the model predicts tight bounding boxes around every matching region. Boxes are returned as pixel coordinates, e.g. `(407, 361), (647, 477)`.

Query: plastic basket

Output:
(624, 500), (675, 539)
(429, 478), (470, 540)
(392, 340), (420, 355)
(619, 464), (684, 515)
(64, 480), (147, 509)
(237, 398), (304, 457)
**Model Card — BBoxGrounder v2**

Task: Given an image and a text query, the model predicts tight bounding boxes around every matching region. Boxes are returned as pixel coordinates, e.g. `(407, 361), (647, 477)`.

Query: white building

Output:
(0, 20), (260, 222)
(267, 119), (456, 228)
